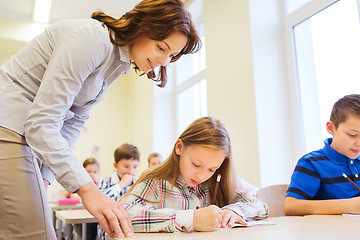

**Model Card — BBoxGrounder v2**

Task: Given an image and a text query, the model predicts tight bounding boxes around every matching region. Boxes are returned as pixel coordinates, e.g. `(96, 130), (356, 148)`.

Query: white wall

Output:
(249, 0), (305, 187)
(203, 0), (261, 187)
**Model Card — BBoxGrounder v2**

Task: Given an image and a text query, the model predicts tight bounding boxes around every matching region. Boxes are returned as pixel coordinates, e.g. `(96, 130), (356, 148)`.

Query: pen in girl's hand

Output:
(212, 174), (221, 205)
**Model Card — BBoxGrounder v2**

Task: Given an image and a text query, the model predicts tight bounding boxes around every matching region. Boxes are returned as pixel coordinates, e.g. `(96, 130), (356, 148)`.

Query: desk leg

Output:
(52, 210), (56, 230)
(64, 224), (73, 240)
(57, 220), (62, 240)
(82, 223), (87, 240)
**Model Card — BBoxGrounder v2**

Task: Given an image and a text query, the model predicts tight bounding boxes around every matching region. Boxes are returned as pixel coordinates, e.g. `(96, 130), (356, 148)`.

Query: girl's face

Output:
(175, 139), (226, 187)
(85, 163), (99, 183)
(129, 31), (188, 73)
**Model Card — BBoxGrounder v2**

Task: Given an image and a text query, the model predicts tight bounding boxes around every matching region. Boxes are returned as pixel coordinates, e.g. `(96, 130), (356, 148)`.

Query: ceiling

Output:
(0, 0), (140, 43)
(0, 0), (139, 23)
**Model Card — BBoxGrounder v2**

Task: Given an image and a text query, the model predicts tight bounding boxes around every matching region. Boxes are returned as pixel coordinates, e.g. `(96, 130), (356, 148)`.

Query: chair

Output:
(256, 184), (289, 217)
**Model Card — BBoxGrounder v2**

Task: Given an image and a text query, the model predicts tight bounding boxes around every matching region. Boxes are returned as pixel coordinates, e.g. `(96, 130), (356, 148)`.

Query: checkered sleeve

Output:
(121, 179), (194, 232)
(221, 192), (269, 221)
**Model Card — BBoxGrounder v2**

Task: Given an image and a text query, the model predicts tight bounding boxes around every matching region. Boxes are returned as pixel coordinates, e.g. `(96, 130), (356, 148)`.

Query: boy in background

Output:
(97, 143), (140, 239)
(98, 143), (140, 201)
(285, 94), (360, 215)
(147, 152), (163, 168)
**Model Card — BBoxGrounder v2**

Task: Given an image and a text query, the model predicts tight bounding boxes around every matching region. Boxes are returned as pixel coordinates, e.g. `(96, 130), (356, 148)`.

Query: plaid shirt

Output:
(97, 172), (135, 239)
(121, 175), (268, 233)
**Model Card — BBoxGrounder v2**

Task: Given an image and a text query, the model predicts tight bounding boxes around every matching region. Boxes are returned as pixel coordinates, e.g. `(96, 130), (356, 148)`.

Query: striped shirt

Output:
(286, 138), (360, 200)
(97, 172), (135, 240)
(97, 172), (135, 201)
(121, 175), (268, 233)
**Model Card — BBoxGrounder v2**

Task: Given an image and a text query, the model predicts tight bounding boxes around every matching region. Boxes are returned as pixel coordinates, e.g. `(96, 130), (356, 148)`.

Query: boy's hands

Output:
(220, 209), (247, 228)
(119, 174), (134, 189)
(77, 182), (134, 238)
(193, 205), (222, 231)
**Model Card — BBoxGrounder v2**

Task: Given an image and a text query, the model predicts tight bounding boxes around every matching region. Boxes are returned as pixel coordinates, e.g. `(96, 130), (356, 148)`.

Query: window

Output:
(174, 0), (207, 135)
(292, 0), (360, 151)
(152, 0), (205, 157)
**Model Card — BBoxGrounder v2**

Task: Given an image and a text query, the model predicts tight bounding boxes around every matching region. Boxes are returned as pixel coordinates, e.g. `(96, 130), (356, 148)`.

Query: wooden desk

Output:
(105, 215), (360, 240)
(55, 209), (97, 240)
(49, 202), (84, 229)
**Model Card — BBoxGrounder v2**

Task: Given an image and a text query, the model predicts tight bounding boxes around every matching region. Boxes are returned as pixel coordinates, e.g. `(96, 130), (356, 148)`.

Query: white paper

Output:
(231, 220), (276, 228)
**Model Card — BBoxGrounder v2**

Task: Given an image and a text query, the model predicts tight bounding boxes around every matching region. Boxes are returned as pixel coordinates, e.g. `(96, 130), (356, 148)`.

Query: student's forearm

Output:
(284, 197), (354, 215)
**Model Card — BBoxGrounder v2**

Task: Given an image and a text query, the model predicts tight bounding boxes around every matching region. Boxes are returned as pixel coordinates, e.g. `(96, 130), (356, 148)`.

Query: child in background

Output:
(120, 117), (268, 233)
(67, 158), (100, 240)
(69, 157), (100, 199)
(285, 94), (360, 216)
(147, 152), (163, 168)
(97, 144), (140, 239)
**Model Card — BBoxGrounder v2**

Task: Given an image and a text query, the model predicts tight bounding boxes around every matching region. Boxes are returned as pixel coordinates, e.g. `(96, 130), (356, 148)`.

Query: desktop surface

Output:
(106, 215), (359, 240)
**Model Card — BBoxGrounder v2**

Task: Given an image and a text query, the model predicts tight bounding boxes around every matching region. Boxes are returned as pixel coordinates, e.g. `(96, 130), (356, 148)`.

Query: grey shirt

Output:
(0, 19), (131, 193)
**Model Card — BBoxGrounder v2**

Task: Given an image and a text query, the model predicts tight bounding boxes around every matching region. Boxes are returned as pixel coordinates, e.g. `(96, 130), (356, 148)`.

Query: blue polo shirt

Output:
(286, 138), (360, 200)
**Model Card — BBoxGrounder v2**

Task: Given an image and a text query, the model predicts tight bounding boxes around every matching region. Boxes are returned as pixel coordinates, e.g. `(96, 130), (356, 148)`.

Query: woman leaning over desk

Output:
(0, 0), (201, 239)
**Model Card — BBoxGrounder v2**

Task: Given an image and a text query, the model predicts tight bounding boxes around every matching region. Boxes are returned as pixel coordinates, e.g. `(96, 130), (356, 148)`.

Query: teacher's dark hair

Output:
(92, 0), (201, 88)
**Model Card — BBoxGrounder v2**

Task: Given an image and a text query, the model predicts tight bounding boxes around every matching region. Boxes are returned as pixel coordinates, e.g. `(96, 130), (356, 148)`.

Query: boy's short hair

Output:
(330, 94), (360, 129)
(147, 153), (161, 164)
(114, 143), (140, 163)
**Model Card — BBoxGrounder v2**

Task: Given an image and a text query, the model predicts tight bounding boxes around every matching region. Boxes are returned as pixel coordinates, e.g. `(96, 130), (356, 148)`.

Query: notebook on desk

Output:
(231, 220), (276, 228)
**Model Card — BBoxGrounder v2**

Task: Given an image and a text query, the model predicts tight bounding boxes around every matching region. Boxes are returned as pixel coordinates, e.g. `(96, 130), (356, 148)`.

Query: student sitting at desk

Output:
(120, 117), (268, 233)
(147, 152), (163, 169)
(285, 94), (360, 216)
(68, 157), (100, 199)
(97, 143), (140, 239)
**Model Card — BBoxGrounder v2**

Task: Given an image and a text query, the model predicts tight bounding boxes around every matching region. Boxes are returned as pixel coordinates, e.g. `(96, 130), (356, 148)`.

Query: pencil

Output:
(212, 174), (221, 205)
(342, 173), (360, 192)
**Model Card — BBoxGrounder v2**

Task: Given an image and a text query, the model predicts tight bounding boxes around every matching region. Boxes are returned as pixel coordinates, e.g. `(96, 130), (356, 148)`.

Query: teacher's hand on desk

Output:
(77, 182), (134, 238)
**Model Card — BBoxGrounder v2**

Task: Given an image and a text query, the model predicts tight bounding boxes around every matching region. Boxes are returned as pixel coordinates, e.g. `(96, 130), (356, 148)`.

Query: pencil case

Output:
(58, 198), (81, 205)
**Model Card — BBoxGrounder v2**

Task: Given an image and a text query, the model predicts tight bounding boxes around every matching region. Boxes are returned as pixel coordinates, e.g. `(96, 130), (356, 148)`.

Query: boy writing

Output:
(97, 143), (140, 239)
(285, 94), (360, 215)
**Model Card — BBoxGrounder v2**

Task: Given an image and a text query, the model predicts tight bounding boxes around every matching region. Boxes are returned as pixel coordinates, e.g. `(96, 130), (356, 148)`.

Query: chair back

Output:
(256, 184), (289, 217)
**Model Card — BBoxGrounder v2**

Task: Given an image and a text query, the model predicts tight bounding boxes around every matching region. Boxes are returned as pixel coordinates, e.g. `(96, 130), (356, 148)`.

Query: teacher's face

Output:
(129, 31), (187, 73)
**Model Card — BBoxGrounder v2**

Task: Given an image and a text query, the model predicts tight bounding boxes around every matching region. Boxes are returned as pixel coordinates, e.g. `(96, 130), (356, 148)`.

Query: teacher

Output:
(0, 0), (201, 239)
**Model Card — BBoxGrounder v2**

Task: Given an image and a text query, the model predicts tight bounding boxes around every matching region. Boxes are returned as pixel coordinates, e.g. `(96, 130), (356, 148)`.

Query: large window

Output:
(152, 0), (205, 157)
(174, 0), (207, 135)
(292, 0), (360, 151)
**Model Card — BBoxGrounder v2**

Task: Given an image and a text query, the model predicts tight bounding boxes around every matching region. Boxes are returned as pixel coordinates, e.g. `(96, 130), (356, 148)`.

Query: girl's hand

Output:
(220, 209), (247, 228)
(193, 205), (222, 232)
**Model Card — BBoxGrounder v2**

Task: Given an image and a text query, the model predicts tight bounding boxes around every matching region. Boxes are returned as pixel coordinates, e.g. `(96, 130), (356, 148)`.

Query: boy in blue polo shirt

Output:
(285, 94), (360, 215)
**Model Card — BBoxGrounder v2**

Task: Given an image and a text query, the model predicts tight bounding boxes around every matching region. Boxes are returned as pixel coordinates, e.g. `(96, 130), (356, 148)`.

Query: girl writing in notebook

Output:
(120, 117), (268, 233)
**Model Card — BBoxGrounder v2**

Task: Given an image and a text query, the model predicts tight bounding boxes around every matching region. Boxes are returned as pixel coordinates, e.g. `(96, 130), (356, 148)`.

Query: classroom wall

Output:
(203, 0), (261, 186)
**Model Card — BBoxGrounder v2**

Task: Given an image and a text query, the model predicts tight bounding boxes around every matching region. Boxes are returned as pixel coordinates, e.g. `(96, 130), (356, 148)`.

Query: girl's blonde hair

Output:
(125, 117), (237, 207)
(91, 0), (201, 88)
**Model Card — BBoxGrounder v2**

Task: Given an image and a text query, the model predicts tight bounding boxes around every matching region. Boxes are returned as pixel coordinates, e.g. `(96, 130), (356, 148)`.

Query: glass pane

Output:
(176, 21), (206, 85)
(294, 0), (360, 151)
(177, 79), (207, 135)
